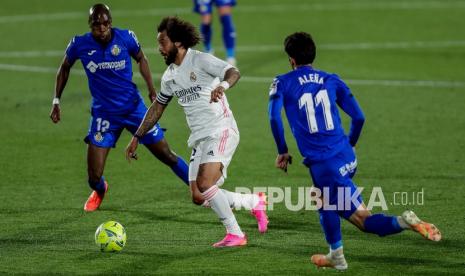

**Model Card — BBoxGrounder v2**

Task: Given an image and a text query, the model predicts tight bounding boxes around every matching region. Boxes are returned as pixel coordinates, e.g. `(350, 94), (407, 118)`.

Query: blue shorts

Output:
(307, 145), (363, 219)
(193, 0), (236, 14)
(84, 100), (164, 148)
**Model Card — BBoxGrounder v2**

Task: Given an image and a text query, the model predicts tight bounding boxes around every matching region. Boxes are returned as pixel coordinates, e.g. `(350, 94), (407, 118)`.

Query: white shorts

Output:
(188, 128), (239, 185)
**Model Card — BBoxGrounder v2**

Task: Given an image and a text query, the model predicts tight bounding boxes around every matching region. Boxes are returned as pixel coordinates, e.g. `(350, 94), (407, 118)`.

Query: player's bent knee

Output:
(167, 152), (179, 165)
(196, 178), (214, 193)
(355, 218), (366, 231)
(196, 181), (208, 193)
(154, 149), (177, 166)
(350, 210), (371, 231)
(162, 150), (179, 166)
(192, 195), (204, 205)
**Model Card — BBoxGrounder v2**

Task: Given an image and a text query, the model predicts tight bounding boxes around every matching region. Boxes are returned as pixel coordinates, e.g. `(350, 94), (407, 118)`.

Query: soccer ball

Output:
(95, 221), (127, 252)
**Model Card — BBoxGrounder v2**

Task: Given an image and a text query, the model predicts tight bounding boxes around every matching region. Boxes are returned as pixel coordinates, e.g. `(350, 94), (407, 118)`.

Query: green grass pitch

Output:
(0, 0), (464, 274)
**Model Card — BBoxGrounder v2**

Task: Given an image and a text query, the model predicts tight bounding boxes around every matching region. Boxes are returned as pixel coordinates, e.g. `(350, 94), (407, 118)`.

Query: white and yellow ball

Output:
(95, 221), (127, 252)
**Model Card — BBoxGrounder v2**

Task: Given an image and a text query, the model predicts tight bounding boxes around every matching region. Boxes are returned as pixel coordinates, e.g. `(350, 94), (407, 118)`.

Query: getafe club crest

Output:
(111, 44), (121, 56)
(190, 71), (197, 82)
(94, 132), (104, 142)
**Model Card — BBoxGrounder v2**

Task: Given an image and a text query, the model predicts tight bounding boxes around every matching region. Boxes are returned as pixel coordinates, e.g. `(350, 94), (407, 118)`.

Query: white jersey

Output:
(157, 49), (238, 147)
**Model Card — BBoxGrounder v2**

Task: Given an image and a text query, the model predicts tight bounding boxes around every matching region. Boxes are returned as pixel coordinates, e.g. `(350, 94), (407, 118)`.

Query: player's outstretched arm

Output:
(50, 56), (73, 124)
(134, 49), (157, 102)
(210, 67), (240, 103)
(125, 101), (167, 162)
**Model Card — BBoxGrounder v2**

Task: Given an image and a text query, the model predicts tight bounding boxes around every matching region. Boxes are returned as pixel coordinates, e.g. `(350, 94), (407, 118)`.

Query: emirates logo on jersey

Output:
(190, 71), (197, 82)
(174, 85), (201, 104)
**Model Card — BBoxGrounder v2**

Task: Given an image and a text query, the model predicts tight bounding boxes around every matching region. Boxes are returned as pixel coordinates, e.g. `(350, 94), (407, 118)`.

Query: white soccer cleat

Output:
(311, 251), (348, 270)
(226, 57), (237, 67)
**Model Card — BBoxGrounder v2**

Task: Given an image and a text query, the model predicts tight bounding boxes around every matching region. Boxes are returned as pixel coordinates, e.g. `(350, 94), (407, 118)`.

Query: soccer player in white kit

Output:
(125, 16), (268, 247)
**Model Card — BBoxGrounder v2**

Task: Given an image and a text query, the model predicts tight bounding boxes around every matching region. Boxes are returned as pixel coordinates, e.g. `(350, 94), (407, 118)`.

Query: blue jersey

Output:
(66, 28), (143, 114)
(269, 66), (365, 164)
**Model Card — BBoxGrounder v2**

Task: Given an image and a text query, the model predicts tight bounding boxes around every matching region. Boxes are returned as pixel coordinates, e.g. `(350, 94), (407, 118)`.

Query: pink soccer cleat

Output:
(84, 181), (108, 212)
(251, 192), (269, 233)
(212, 233), (247, 248)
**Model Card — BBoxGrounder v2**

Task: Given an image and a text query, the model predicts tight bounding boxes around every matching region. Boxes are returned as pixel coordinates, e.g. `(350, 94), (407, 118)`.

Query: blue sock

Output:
(170, 157), (189, 186)
(226, 48), (235, 60)
(200, 23), (212, 52)
(364, 214), (404, 237)
(88, 176), (106, 195)
(330, 240), (343, 250)
(319, 210), (343, 248)
(220, 14), (235, 58)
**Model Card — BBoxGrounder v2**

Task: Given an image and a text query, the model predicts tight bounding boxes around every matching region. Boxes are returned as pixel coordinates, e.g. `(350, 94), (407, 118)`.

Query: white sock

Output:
(202, 185), (244, 237)
(330, 246), (343, 256)
(329, 246), (345, 262)
(201, 200), (210, 208)
(397, 216), (411, 230)
(221, 189), (259, 210)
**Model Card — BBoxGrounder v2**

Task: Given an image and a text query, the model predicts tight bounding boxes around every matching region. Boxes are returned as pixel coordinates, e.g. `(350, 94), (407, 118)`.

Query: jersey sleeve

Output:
(156, 78), (174, 106)
(268, 77), (288, 154)
(197, 52), (233, 79)
(65, 36), (79, 64)
(333, 75), (365, 146)
(126, 30), (141, 57)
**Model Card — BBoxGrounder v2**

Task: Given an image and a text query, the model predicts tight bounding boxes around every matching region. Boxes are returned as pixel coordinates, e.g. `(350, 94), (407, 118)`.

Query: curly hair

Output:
(157, 16), (200, 49)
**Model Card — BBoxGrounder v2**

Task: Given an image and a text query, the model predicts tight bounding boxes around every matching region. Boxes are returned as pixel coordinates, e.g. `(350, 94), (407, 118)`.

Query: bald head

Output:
(88, 3), (112, 26)
(88, 3), (112, 43)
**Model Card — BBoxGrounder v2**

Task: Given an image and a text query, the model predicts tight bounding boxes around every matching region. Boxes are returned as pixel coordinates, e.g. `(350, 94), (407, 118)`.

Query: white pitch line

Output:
(1, 40), (465, 59)
(346, 79), (465, 88)
(1, 1), (465, 23)
(240, 75), (465, 88)
(0, 63), (464, 88)
(0, 50), (65, 58)
(0, 7), (191, 23)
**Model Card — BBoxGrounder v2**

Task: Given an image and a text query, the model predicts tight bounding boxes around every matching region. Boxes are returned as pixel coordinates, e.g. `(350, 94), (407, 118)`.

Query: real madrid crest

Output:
(111, 44), (121, 56)
(94, 132), (104, 142)
(190, 71), (197, 82)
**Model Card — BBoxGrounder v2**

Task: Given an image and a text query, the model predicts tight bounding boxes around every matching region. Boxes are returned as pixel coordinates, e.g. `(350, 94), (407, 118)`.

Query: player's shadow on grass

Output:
(257, 212), (321, 232)
(2, 207), (88, 241)
(343, 226), (464, 251)
(390, 234), (464, 251)
(77, 243), (249, 274)
(255, 242), (323, 257)
(102, 207), (220, 227)
(0, 238), (58, 246)
(349, 253), (465, 271)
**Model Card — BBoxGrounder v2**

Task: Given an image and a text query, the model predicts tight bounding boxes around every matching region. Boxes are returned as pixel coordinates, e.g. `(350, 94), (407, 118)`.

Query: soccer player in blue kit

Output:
(193, 0), (237, 65)
(49, 4), (189, 212)
(268, 32), (442, 270)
